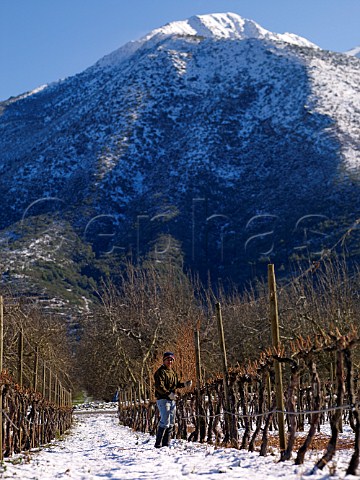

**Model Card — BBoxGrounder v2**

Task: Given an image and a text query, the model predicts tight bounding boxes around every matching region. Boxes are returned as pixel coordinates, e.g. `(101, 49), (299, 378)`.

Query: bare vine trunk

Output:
(311, 349), (344, 473)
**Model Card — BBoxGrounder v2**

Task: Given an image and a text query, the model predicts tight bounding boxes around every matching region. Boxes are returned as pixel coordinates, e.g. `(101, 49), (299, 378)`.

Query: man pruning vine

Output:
(154, 352), (192, 448)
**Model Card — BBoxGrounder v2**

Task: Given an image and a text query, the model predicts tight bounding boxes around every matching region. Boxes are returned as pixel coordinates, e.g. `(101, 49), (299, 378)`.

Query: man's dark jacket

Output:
(154, 364), (185, 400)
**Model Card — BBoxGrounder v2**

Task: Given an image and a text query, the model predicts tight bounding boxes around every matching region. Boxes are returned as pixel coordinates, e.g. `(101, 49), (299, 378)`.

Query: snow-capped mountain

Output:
(98, 13), (318, 68)
(143, 13), (318, 46)
(0, 12), (359, 295)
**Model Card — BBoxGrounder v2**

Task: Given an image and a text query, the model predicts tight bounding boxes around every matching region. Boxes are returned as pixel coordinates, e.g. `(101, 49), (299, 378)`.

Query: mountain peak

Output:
(98, 12), (318, 68)
(145, 12), (318, 48)
(149, 13), (264, 40)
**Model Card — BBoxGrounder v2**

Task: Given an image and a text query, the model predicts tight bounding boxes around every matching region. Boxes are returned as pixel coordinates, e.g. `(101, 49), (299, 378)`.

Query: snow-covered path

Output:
(0, 411), (355, 479)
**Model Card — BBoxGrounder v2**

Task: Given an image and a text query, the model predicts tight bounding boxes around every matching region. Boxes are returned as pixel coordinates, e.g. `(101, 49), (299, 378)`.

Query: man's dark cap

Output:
(163, 352), (175, 361)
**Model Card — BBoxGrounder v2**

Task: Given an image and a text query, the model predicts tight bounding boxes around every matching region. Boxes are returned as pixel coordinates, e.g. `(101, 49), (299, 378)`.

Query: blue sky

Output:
(1, 0), (359, 101)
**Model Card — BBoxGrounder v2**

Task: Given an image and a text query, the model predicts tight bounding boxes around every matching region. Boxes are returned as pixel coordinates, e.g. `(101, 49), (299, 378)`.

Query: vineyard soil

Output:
(0, 406), (357, 479)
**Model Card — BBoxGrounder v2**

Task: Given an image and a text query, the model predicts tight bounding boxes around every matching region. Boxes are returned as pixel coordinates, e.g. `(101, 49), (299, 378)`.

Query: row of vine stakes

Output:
(0, 295), (73, 460)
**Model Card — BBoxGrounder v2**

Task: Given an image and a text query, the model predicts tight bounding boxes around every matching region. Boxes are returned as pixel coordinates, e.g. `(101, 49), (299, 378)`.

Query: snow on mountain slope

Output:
(0, 12), (359, 289)
(145, 13), (318, 47)
(307, 53), (360, 171)
(98, 12), (318, 68)
(345, 45), (360, 58)
(0, 15), (358, 201)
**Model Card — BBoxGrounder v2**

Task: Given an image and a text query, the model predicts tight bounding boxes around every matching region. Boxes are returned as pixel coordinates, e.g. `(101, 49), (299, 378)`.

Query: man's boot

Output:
(162, 426), (173, 447)
(154, 426), (166, 448)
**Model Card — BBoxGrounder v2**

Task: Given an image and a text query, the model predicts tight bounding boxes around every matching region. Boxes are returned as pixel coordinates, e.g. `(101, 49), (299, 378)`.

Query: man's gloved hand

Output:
(169, 391), (177, 400)
(184, 380), (192, 388)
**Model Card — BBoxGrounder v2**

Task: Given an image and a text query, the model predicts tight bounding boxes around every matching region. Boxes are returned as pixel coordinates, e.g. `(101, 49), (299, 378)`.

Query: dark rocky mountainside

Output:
(0, 13), (359, 309)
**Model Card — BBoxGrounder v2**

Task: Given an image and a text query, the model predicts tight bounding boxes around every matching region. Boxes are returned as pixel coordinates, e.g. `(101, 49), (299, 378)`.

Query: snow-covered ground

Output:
(0, 407), (357, 479)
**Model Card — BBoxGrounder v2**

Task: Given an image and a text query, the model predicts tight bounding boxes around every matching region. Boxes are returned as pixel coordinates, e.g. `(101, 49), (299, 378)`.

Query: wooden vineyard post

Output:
(215, 303), (229, 404)
(42, 362), (46, 398)
(267, 372), (272, 411)
(40, 362), (46, 445)
(138, 382), (142, 404)
(17, 328), (24, 450)
(18, 328), (24, 387)
(54, 376), (58, 406)
(194, 328), (202, 389)
(194, 327), (206, 441)
(48, 369), (52, 403)
(118, 387), (122, 414)
(33, 345), (39, 391)
(57, 379), (60, 406)
(215, 302), (237, 445)
(148, 367), (153, 402)
(268, 264), (287, 453)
